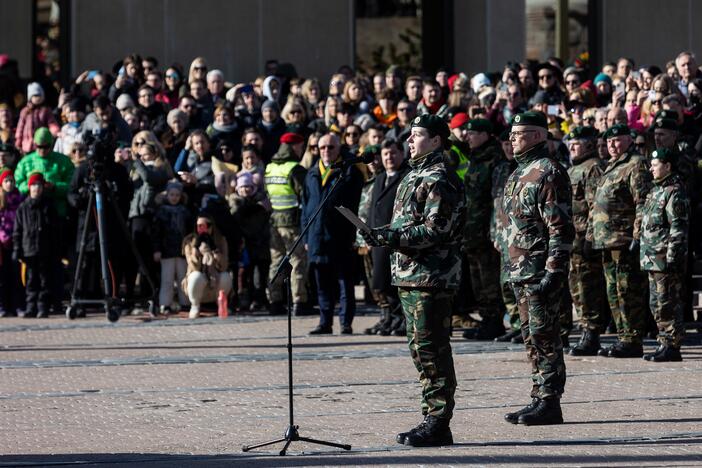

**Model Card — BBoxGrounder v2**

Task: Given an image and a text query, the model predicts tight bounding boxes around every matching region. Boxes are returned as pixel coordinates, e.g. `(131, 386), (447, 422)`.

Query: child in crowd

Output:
(0, 170), (24, 316)
(12, 173), (58, 318)
(152, 181), (192, 314)
(228, 172), (271, 311)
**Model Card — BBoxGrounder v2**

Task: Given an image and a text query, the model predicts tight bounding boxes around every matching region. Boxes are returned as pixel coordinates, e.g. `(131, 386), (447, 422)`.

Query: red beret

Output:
(280, 132), (304, 144)
(447, 74), (459, 92)
(28, 172), (45, 187)
(449, 112), (470, 129)
(0, 170), (12, 185)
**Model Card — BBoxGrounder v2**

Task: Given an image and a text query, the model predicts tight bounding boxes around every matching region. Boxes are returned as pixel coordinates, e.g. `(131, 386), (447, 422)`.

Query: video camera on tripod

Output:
(66, 128), (159, 322)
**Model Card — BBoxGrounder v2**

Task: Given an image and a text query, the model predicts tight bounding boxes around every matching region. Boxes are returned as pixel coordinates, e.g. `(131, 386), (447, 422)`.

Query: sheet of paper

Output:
(335, 205), (372, 234)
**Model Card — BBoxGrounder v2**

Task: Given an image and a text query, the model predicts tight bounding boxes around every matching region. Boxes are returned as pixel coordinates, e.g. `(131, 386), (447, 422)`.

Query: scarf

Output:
(318, 159), (336, 187)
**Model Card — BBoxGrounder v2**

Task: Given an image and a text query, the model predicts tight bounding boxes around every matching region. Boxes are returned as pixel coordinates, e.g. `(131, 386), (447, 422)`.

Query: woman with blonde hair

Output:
(324, 96), (342, 129)
(301, 78), (323, 109)
(188, 57), (208, 86)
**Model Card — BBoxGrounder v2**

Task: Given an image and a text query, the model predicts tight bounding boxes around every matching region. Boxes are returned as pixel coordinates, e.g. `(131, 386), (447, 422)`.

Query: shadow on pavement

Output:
(3, 451), (702, 467)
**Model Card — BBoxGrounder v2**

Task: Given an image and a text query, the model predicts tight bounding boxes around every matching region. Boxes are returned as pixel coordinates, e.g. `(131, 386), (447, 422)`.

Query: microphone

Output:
(331, 152), (376, 169)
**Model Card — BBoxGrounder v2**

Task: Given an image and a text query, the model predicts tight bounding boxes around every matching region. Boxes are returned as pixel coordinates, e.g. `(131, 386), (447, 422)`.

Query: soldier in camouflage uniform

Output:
(565, 126), (609, 356)
(492, 129), (521, 343)
(502, 112), (574, 426)
(649, 110), (702, 322)
(588, 123), (652, 358)
(362, 114), (465, 447)
(460, 118), (506, 340)
(640, 148), (690, 362)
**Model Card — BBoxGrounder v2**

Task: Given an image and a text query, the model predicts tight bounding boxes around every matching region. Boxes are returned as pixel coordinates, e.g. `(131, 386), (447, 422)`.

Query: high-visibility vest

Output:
(450, 144), (470, 180)
(265, 160), (299, 210)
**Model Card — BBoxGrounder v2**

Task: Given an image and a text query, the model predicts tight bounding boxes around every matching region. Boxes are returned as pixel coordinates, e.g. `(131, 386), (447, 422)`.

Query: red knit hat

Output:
(28, 172), (45, 187)
(0, 169), (12, 184)
(280, 132), (304, 144)
(449, 112), (470, 129)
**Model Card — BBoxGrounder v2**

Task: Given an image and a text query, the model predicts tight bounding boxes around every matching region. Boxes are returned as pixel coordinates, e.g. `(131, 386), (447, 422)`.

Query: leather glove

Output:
(582, 240), (594, 257)
(360, 229), (381, 248)
(628, 239), (640, 254)
(538, 271), (565, 297)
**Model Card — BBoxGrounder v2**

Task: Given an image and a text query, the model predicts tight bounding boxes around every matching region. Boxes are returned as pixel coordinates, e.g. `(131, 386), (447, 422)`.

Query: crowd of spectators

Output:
(0, 51), (699, 336)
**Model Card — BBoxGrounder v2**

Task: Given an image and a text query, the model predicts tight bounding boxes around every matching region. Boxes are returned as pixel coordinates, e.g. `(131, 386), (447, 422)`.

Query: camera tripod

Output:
(66, 178), (158, 322)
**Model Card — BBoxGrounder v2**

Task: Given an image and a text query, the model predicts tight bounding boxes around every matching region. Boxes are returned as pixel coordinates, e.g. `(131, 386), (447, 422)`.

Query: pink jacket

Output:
(14, 105), (60, 154)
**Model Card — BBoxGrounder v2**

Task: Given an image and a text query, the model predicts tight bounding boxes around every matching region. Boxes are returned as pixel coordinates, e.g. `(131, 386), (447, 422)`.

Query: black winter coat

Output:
(12, 196), (59, 259)
(152, 202), (192, 258)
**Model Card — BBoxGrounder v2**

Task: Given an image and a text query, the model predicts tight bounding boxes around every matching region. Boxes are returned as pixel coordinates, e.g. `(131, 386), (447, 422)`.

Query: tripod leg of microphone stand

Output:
(279, 438), (293, 456)
(241, 437), (287, 452)
(297, 436), (352, 450)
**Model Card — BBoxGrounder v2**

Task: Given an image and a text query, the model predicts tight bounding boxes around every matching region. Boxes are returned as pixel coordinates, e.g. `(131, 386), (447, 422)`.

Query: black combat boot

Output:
(569, 330), (601, 356)
(391, 316), (406, 336)
(560, 333), (570, 349)
(495, 329), (521, 342)
(403, 415), (453, 447)
(364, 307), (390, 335)
(517, 398), (563, 425)
(599, 340), (643, 358)
(462, 317), (504, 340)
(511, 333), (524, 344)
(644, 345), (682, 362)
(376, 307), (395, 336)
(504, 397), (540, 424)
(396, 416), (427, 444)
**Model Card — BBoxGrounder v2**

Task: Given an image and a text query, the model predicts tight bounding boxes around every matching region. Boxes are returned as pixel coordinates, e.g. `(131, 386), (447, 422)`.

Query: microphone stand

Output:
(242, 162), (353, 456)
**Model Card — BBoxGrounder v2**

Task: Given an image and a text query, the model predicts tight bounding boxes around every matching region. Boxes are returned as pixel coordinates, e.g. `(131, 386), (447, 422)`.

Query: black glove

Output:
(538, 271), (565, 297)
(582, 240), (594, 257)
(360, 229), (381, 247)
(628, 239), (640, 254)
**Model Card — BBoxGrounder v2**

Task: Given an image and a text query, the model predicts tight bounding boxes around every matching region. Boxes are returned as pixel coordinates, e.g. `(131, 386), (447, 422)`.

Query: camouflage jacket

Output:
(587, 151), (652, 249)
(462, 139), (504, 249)
(674, 143), (701, 205)
(356, 174), (378, 247)
(388, 150), (466, 289)
(640, 173), (689, 272)
(503, 142), (574, 283)
(491, 157), (517, 283)
(567, 153), (605, 238)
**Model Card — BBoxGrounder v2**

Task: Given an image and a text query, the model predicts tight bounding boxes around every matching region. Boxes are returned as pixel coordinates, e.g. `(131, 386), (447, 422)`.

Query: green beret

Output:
(567, 126), (598, 140)
(499, 129), (511, 142)
(654, 109), (679, 121)
(465, 118), (492, 133)
(33, 127), (53, 146)
(511, 111), (547, 129)
(363, 144), (381, 156)
(651, 147), (678, 165)
(602, 123), (630, 139)
(649, 117), (678, 132)
(411, 114), (450, 141)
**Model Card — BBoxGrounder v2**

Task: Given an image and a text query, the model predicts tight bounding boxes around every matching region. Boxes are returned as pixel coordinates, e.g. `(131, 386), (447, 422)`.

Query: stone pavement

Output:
(1, 308), (702, 467)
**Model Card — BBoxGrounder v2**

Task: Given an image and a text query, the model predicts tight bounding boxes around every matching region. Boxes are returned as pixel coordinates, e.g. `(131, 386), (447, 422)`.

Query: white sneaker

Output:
(188, 306), (200, 319)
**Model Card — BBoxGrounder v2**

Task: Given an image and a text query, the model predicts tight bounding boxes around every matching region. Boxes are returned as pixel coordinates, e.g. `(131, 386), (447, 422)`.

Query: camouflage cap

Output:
(602, 123), (630, 139)
(650, 147), (678, 164)
(511, 111), (547, 129)
(411, 114), (450, 141)
(566, 125), (598, 140)
(465, 118), (493, 133)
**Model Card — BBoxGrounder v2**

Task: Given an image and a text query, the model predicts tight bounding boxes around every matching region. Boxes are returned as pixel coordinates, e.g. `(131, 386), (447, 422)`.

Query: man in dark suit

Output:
(366, 138), (410, 335)
(301, 133), (364, 335)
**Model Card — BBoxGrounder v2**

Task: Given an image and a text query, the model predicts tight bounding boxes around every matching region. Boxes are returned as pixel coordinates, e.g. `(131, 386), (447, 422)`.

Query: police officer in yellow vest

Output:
(265, 132), (310, 315)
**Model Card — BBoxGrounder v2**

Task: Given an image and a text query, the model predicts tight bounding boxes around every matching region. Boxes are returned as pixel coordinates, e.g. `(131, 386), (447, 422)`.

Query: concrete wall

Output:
(71, 0), (354, 82)
(454, 0), (526, 75)
(0, 0), (33, 77)
(600, 0), (702, 68)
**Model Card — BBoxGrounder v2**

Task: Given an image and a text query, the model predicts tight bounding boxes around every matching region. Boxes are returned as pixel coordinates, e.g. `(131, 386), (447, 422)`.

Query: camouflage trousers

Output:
(268, 226), (308, 305)
(648, 271), (685, 347)
(499, 250), (520, 331)
(569, 250), (609, 333)
(501, 280), (520, 331)
(464, 247), (503, 322)
(512, 282), (566, 400)
(602, 248), (647, 344)
(558, 287), (573, 339)
(398, 287), (457, 421)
